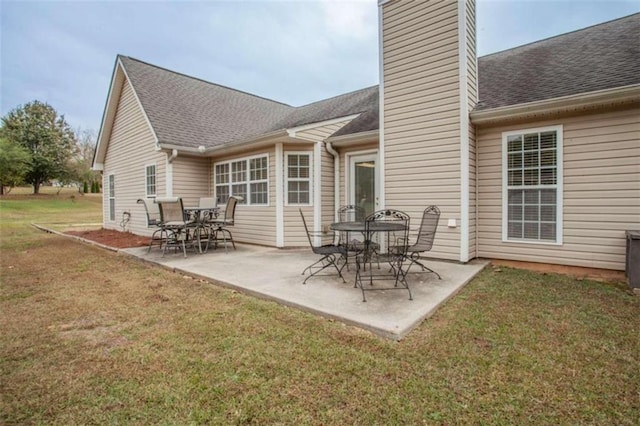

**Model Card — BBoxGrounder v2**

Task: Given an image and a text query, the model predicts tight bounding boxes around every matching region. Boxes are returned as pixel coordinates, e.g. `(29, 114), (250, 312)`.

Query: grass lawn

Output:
(1, 188), (639, 424)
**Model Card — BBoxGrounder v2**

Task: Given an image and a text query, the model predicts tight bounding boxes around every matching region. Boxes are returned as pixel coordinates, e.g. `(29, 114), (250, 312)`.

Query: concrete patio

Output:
(122, 244), (488, 340)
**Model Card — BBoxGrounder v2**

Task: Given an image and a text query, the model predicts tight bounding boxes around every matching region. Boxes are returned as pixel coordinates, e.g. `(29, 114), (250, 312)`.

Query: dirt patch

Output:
(66, 228), (150, 249)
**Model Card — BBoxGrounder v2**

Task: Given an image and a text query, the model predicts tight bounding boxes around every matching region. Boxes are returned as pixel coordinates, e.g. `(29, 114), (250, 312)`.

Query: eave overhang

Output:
(325, 129), (379, 148)
(470, 84), (640, 126)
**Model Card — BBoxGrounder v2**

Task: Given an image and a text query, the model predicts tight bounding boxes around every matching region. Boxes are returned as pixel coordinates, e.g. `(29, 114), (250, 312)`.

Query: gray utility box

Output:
(626, 231), (640, 289)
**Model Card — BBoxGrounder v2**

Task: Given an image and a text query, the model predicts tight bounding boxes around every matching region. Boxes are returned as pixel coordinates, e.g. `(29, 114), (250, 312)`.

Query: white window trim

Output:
(108, 174), (115, 222)
(213, 153), (269, 206)
(145, 163), (157, 198)
(501, 124), (563, 245)
(284, 151), (313, 207)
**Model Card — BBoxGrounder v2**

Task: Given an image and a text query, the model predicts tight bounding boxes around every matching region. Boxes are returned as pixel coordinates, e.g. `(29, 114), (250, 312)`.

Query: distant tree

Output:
(73, 128), (100, 192)
(0, 138), (30, 195)
(0, 101), (77, 194)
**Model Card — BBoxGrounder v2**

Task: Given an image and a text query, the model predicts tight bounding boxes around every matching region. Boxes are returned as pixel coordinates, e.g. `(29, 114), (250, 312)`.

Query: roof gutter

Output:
(470, 84), (640, 125)
(158, 129), (295, 157)
(326, 129), (379, 147)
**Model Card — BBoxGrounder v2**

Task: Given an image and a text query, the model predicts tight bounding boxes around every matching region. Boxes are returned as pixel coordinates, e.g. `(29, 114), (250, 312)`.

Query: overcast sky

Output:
(2, 0), (638, 134)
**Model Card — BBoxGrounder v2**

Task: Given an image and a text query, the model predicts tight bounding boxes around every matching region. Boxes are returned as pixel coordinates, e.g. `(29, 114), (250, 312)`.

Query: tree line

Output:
(0, 100), (101, 195)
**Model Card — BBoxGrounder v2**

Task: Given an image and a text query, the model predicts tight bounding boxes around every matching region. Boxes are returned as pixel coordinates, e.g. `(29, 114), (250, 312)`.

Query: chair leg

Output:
(408, 253), (441, 279)
(301, 254), (345, 284)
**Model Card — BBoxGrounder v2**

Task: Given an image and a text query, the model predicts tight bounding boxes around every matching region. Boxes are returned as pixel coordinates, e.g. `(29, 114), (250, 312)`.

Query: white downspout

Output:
(166, 149), (177, 197)
(325, 142), (340, 221)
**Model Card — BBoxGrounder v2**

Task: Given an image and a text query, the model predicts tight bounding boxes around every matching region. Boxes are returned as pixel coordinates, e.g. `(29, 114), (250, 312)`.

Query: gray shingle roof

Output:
(118, 13), (639, 148)
(120, 56), (378, 148)
(119, 56), (294, 149)
(476, 13), (640, 110)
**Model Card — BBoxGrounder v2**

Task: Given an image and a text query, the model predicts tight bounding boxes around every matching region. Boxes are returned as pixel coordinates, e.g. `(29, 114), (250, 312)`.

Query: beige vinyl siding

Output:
(172, 155), (211, 207)
(212, 147), (276, 247)
(103, 78), (165, 237)
(477, 106), (640, 270)
(465, 0), (478, 260)
(382, 0), (462, 261)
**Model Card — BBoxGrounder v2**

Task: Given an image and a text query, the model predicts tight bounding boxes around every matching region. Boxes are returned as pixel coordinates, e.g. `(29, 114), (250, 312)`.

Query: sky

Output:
(1, 0), (639, 134)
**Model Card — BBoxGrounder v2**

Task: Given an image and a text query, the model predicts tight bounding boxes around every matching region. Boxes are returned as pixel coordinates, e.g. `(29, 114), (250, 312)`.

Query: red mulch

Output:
(66, 228), (151, 249)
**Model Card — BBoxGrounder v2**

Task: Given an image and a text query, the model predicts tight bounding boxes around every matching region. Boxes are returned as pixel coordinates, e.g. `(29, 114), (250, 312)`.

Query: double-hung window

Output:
(108, 174), (115, 221)
(145, 164), (156, 197)
(502, 125), (562, 244)
(214, 154), (269, 205)
(286, 152), (312, 205)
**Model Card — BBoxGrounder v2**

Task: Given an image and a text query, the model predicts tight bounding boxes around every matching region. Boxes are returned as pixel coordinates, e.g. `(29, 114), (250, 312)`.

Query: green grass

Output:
(1, 190), (639, 424)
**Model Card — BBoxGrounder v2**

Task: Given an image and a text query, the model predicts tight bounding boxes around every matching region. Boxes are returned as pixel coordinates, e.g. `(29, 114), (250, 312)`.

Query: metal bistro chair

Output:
(299, 209), (347, 285)
(336, 205), (366, 271)
(207, 195), (241, 252)
(356, 209), (411, 302)
(404, 205), (442, 279)
(156, 197), (198, 257)
(137, 198), (164, 253)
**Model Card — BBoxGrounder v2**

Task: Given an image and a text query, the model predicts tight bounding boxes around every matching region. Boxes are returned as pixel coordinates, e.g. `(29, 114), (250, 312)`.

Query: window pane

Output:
(524, 205), (539, 221)
(524, 222), (539, 240)
(216, 186), (229, 204)
(540, 223), (556, 241)
(540, 149), (556, 167)
(509, 189), (523, 205)
(508, 222), (523, 239)
(232, 184), (246, 202)
(541, 205), (556, 222)
(508, 152), (522, 169)
(523, 150), (539, 168)
(540, 168), (556, 185)
(232, 161), (246, 183)
(507, 135), (522, 152)
(540, 189), (556, 204)
(524, 133), (539, 151)
(508, 205), (522, 221)
(524, 169), (538, 186)
(540, 132), (556, 150)
(250, 182), (268, 205)
(508, 170), (522, 186)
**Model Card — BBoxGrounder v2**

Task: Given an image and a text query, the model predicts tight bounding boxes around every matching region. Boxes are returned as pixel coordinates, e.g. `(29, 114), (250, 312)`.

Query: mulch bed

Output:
(66, 229), (151, 249)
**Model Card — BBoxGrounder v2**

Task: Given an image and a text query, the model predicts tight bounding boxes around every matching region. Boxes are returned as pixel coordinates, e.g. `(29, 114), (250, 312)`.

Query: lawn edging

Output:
(31, 223), (119, 253)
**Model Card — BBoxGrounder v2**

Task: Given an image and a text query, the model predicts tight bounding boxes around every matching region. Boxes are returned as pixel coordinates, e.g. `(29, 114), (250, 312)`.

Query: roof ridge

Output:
(118, 55), (292, 108)
(479, 12), (640, 60)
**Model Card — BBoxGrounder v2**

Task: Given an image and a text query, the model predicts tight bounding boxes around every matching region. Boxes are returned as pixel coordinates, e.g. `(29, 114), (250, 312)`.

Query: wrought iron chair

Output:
(156, 197), (198, 257)
(207, 195), (241, 252)
(137, 198), (164, 253)
(356, 209), (411, 302)
(336, 205), (366, 270)
(299, 209), (347, 285)
(404, 205), (441, 279)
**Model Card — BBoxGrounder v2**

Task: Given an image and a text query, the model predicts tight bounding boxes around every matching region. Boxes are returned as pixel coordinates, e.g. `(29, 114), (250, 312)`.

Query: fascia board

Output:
(286, 113), (361, 139)
(92, 58), (124, 170)
(471, 84), (640, 125)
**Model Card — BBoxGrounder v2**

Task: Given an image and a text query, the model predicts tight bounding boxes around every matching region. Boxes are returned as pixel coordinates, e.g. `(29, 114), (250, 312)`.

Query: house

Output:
(93, 1), (640, 272)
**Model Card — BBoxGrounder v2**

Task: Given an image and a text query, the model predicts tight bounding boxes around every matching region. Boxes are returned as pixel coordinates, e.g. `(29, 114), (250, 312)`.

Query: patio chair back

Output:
(299, 209), (316, 249)
(156, 197), (186, 225)
(137, 198), (161, 227)
(337, 204), (365, 222)
(221, 195), (241, 225)
(411, 205), (440, 252)
(198, 197), (217, 209)
(366, 209), (410, 257)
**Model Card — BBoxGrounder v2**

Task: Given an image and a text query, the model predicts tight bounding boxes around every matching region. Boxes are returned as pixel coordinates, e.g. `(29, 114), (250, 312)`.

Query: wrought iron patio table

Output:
(331, 220), (411, 301)
(183, 207), (220, 253)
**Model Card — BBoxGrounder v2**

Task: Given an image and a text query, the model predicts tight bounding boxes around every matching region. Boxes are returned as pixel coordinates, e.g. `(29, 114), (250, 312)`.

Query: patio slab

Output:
(121, 244), (488, 340)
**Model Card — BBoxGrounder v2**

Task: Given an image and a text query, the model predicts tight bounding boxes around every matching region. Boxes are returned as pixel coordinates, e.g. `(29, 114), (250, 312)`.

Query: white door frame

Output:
(345, 150), (379, 214)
